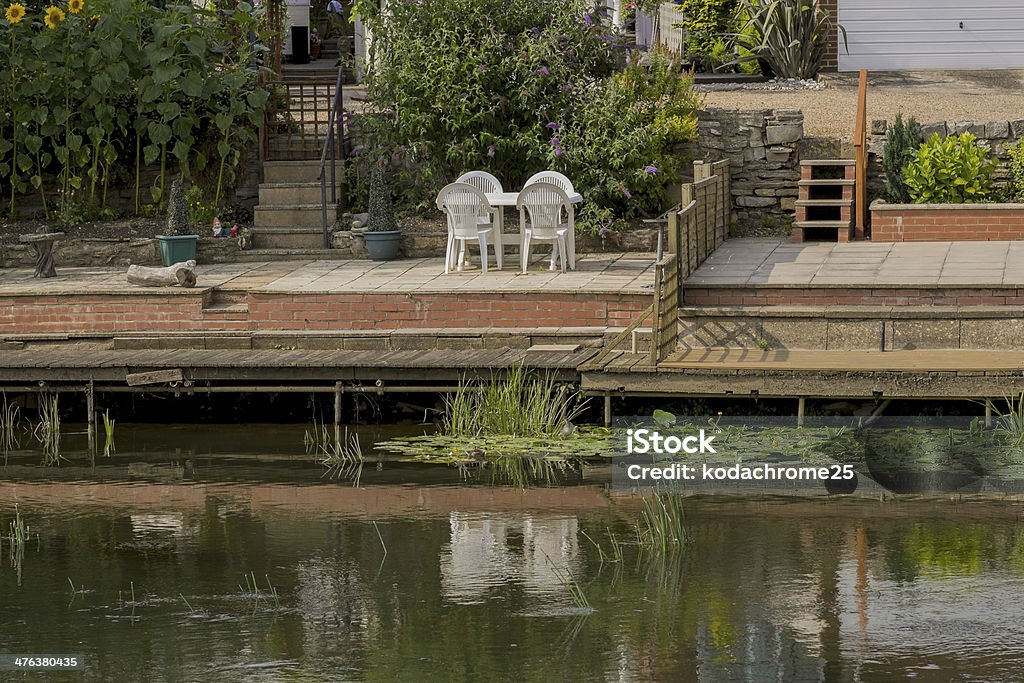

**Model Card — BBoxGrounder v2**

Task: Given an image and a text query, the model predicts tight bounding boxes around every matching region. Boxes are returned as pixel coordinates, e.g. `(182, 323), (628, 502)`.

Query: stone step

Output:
(262, 160), (324, 184)
(797, 179), (856, 186)
(792, 220), (854, 243)
(678, 305), (1022, 352)
(251, 227), (329, 250)
(230, 248), (341, 262)
(800, 159), (855, 166)
(259, 181), (343, 205)
(795, 199), (853, 207)
(254, 204), (336, 230)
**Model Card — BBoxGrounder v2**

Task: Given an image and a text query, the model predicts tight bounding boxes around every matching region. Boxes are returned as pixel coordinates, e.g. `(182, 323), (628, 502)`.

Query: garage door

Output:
(838, 0), (1024, 71)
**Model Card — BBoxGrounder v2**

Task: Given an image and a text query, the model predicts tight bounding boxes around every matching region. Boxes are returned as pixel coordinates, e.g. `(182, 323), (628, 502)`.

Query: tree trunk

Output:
(126, 260), (197, 288)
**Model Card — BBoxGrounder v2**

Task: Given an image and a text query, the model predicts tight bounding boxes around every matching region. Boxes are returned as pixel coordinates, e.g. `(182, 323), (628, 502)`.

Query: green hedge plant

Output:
(903, 133), (996, 204)
(1005, 140), (1024, 202)
(882, 114), (921, 203)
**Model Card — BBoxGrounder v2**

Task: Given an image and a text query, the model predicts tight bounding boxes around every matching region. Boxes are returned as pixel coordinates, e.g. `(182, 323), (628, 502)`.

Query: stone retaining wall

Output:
(694, 108), (842, 232)
(0, 237), (241, 269)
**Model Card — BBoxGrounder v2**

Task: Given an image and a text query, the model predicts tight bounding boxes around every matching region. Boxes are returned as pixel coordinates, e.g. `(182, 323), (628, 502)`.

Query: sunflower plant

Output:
(0, 0), (272, 221)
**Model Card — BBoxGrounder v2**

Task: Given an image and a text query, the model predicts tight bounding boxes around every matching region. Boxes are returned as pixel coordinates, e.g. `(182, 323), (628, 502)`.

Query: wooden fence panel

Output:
(650, 253), (679, 365)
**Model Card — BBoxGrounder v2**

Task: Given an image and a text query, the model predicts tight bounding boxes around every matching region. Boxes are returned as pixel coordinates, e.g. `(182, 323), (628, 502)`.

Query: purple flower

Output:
(530, 26), (540, 36)
(644, 165), (659, 174)
(583, 13), (592, 25)
(561, 83), (574, 92)
(550, 137), (561, 146)
(478, 64), (487, 73)
(487, 145), (496, 158)
(554, 147), (563, 157)
(598, 225), (608, 238)
(534, 66), (549, 75)
(546, 122), (562, 130)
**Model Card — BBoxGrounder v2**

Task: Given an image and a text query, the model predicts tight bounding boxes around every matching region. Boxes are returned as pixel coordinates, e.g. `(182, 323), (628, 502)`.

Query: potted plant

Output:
(157, 179), (199, 266)
(362, 161), (402, 260)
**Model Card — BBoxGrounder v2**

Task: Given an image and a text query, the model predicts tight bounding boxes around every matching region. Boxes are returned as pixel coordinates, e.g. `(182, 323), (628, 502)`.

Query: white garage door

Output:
(839, 0), (1024, 71)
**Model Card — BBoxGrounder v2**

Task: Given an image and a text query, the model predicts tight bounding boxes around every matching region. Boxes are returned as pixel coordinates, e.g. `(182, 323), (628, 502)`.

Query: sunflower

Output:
(5, 3), (26, 23)
(68, 0), (83, 13)
(44, 5), (65, 29)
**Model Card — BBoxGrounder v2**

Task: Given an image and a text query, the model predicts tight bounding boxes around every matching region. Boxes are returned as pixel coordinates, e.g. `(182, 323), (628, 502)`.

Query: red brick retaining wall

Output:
(0, 291), (650, 335)
(684, 287), (1024, 307)
(871, 203), (1024, 242)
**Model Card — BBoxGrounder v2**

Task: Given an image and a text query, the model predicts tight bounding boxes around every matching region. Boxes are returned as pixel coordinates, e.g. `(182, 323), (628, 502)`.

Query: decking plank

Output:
(659, 349), (1024, 372)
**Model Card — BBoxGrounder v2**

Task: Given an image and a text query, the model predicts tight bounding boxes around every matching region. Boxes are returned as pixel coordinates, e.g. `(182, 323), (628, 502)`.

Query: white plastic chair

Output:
(517, 182), (571, 274)
(523, 172), (576, 268)
(456, 171), (505, 263)
(436, 182), (501, 274)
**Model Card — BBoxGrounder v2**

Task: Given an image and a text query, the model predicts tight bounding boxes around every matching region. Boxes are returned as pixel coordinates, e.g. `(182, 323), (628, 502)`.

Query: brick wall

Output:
(820, 0), (839, 72)
(0, 291), (651, 335)
(871, 205), (1024, 242)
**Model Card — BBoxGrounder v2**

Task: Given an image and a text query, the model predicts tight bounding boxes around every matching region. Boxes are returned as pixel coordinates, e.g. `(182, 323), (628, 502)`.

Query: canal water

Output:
(2, 425), (1024, 682)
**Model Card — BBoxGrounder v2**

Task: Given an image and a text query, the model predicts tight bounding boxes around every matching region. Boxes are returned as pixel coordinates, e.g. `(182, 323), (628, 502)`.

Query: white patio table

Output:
(485, 191), (582, 270)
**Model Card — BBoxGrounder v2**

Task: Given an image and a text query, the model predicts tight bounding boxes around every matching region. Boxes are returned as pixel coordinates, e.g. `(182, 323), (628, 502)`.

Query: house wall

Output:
(820, 0), (838, 72)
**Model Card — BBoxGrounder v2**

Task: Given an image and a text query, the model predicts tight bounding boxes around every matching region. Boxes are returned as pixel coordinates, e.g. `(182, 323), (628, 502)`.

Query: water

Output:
(2, 425), (1024, 681)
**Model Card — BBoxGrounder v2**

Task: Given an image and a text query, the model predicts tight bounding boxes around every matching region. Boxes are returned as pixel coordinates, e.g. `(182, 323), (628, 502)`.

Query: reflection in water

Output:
(0, 472), (1023, 681)
(441, 513), (579, 604)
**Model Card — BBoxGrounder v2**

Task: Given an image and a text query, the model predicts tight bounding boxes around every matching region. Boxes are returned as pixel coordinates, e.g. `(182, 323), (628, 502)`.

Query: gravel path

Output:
(700, 70), (1024, 139)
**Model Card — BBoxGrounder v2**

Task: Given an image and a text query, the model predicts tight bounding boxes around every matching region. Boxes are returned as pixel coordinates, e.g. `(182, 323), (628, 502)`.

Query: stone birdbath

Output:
(19, 228), (66, 278)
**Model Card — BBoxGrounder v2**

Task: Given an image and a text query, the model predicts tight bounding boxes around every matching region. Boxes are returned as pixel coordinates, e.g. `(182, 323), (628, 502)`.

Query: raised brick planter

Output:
(871, 201), (1024, 242)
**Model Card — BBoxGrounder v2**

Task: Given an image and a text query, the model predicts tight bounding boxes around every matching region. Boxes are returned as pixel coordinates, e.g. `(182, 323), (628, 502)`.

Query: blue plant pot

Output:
(363, 230), (403, 260)
(156, 235), (199, 266)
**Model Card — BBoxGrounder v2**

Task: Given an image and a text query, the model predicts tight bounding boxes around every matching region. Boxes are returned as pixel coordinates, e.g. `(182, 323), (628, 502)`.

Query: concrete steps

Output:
(255, 161), (340, 251)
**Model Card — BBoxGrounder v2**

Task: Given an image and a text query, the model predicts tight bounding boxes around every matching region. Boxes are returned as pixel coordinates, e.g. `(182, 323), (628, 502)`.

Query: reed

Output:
(1, 394), (20, 458)
(546, 556), (590, 609)
(986, 393), (1024, 447)
(442, 364), (586, 439)
(33, 393), (62, 465)
(306, 415), (363, 479)
(635, 493), (689, 556)
(101, 410), (116, 457)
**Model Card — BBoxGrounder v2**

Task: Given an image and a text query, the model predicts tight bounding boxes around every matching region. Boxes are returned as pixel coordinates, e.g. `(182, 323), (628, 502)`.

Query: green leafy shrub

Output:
(552, 50), (702, 232)
(0, 0), (270, 220)
(356, 0), (700, 233)
(733, 0), (841, 79)
(903, 133), (996, 204)
(164, 179), (190, 236)
(366, 163), (396, 232)
(680, 0), (738, 58)
(882, 114), (921, 203)
(1006, 140), (1024, 202)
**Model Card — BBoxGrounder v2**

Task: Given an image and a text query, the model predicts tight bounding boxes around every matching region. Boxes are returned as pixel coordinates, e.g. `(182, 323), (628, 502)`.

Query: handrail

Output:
(317, 66), (346, 249)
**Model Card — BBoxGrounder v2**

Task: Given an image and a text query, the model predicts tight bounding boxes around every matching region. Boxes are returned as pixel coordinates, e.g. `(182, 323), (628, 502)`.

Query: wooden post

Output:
(797, 397), (806, 427)
(333, 381), (343, 444)
(86, 381), (96, 457)
(985, 402), (992, 428)
(854, 69), (868, 240)
(603, 391), (612, 428)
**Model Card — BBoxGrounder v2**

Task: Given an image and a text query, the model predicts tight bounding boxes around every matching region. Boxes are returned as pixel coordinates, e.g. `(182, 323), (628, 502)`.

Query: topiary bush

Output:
(882, 114), (921, 203)
(366, 162), (396, 232)
(164, 179), (190, 236)
(903, 133), (996, 204)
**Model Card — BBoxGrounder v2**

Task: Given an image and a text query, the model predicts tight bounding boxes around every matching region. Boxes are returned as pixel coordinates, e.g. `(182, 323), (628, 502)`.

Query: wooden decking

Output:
(658, 348), (1024, 372)
(0, 345), (598, 383)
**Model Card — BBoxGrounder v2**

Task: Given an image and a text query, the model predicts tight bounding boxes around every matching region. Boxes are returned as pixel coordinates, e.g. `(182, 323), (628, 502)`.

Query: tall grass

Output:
(443, 364), (586, 438)
(101, 409), (116, 457)
(635, 494), (689, 555)
(545, 554), (590, 609)
(305, 414), (363, 481)
(986, 393), (1024, 447)
(5, 504), (29, 584)
(1, 394), (20, 459)
(33, 393), (62, 465)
